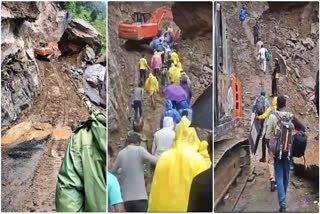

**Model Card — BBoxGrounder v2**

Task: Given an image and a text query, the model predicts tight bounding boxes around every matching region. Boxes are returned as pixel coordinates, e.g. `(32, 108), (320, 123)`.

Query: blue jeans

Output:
(274, 157), (290, 209)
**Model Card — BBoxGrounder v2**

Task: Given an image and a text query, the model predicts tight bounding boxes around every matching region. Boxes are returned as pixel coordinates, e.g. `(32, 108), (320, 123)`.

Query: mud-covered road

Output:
(1, 58), (89, 212)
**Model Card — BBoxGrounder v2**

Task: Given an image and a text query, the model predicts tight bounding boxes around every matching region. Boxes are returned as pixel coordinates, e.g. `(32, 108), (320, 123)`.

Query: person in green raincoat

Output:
(55, 112), (106, 212)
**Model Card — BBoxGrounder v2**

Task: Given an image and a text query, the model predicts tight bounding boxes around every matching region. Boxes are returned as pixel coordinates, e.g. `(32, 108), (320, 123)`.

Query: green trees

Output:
(61, 2), (106, 53)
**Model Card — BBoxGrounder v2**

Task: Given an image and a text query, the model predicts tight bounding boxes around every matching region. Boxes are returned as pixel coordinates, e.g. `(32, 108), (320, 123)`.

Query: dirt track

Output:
(1, 58), (89, 212)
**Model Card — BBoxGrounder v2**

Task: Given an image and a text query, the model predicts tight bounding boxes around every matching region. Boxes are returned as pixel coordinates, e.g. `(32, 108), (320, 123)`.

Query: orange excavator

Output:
(34, 42), (61, 60)
(118, 7), (173, 40)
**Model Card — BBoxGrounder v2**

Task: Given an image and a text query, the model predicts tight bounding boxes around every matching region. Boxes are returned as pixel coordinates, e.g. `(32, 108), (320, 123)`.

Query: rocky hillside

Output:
(221, 1), (319, 165)
(1, 2), (106, 212)
(108, 2), (212, 151)
(1, 2), (106, 127)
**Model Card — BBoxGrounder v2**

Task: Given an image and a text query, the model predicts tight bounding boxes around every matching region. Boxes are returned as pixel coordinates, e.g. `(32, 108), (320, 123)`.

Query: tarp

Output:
(191, 85), (212, 130)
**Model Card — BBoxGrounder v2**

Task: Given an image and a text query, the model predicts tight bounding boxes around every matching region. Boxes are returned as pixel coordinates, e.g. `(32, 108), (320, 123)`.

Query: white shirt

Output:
(257, 41), (263, 49)
(152, 117), (175, 157)
(259, 47), (266, 60)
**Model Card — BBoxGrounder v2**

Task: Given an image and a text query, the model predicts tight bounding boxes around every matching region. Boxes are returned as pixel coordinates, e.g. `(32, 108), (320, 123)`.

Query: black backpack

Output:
(292, 131), (307, 158)
(255, 96), (265, 116)
(270, 112), (294, 158)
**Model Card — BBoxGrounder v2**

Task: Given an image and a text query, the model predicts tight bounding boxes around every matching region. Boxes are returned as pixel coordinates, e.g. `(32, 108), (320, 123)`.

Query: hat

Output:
(275, 58), (279, 61)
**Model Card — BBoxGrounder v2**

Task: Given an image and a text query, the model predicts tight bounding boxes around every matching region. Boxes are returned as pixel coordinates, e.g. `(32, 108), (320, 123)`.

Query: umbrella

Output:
(163, 84), (187, 102)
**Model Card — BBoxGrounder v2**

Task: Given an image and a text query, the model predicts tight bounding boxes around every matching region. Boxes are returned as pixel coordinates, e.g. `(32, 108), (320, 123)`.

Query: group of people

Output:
(251, 21), (311, 212)
(108, 30), (212, 212)
(247, 9), (317, 212)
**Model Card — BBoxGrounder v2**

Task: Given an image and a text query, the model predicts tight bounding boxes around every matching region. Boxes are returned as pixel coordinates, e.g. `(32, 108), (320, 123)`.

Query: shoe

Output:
(279, 207), (286, 212)
(259, 157), (266, 162)
(271, 180), (276, 192)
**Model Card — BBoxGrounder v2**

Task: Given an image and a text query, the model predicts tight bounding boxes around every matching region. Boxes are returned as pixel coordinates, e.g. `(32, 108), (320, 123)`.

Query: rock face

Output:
(172, 2), (212, 39)
(58, 18), (102, 55)
(96, 52), (106, 66)
(1, 2), (39, 21)
(1, 2), (70, 126)
(1, 49), (40, 126)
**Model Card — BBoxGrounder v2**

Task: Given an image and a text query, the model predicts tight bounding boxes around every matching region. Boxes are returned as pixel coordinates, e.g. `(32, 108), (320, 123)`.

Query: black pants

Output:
(140, 69), (147, 86)
(261, 134), (267, 159)
(254, 34), (258, 44)
(133, 100), (142, 119)
(272, 77), (278, 96)
(124, 200), (148, 212)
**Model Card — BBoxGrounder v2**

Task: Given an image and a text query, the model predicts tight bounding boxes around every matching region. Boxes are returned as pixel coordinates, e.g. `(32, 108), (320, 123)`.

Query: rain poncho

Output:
(148, 116), (210, 212)
(145, 73), (159, 93)
(151, 53), (162, 70)
(56, 112), (106, 212)
(168, 64), (181, 84)
(160, 100), (181, 128)
(152, 38), (162, 51)
(171, 51), (180, 65)
(178, 100), (193, 122)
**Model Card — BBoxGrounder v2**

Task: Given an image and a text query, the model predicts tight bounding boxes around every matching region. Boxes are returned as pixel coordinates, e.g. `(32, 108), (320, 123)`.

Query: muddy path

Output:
(1, 58), (89, 212)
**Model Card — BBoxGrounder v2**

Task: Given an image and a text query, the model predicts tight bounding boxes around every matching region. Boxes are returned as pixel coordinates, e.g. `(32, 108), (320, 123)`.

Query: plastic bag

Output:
(145, 73), (159, 93)
(148, 116), (209, 212)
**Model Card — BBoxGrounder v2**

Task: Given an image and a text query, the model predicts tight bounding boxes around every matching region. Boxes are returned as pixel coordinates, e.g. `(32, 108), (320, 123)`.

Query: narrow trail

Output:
(217, 2), (318, 212)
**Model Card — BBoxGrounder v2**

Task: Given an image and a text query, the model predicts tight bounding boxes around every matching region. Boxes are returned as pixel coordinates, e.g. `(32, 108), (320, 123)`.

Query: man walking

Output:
(139, 55), (150, 86)
(110, 135), (157, 212)
(265, 96), (293, 212)
(271, 58), (280, 97)
(258, 44), (267, 73)
(132, 82), (143, 120)
(253, 21), (259, 44)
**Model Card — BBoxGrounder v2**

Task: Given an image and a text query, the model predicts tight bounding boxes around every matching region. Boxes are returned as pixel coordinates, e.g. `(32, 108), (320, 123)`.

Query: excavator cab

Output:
(39, 42), (48, 48)
(132, 12), (151, 23)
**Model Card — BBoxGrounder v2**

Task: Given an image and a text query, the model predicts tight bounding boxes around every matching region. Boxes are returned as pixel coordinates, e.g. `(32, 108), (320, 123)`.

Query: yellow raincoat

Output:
(145, 73), (159, 93)
(171, 51), (180, 65)
(168, 63), (181, 84)
(257, 96), (277, 120)
(148, 116), (210, 212)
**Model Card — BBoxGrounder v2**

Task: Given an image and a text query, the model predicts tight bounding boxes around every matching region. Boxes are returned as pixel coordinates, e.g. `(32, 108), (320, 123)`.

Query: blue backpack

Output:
(239, 8), (247, 22)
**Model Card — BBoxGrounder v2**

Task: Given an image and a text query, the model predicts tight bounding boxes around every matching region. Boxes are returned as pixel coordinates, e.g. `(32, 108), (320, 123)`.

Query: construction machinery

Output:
(118, 7), (173, 40)
(34, 42), (61, 60)
(214, 2), (250, 211)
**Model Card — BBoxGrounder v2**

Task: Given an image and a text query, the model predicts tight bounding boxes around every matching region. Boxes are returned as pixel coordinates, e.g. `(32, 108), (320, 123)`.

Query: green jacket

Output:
(56, 112), (106, 212)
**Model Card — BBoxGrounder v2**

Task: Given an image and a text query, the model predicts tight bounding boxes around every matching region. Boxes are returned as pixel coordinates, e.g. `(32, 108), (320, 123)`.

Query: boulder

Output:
(96, 52), (106, 66)
(301, 37), (315, 50)
(302, 77), (315, 90)
(58, 18), (102, 55)
(84, 64), (105, 88)
(286, 40), (295, 48)
(83, 45), (95, 64)
(85, 84), (101, 106)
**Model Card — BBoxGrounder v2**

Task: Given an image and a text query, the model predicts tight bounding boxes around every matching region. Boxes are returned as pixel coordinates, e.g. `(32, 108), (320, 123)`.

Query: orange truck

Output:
(118, 7), (173, 40)
(34, 42), (61, 60)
